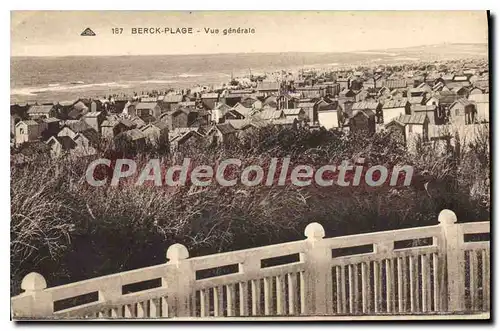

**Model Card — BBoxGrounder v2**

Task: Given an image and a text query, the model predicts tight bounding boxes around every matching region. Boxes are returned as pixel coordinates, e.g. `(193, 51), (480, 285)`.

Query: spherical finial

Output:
(438, 209), (458, 225)
(21, 272), (47, 292)
(166, 243), (189, 263)
(304, 222), (325, 241)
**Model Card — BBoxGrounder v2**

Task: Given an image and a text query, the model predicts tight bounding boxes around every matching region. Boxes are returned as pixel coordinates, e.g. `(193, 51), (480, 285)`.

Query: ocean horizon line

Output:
(10, 42), (488, 59)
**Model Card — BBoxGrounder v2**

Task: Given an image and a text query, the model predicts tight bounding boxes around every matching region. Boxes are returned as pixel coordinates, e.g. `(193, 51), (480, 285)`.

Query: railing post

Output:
(12, 272), (53, 318)
(439, 209), (464, 312)
(165, 243), (194, 317)
(303, 222), (333, 315)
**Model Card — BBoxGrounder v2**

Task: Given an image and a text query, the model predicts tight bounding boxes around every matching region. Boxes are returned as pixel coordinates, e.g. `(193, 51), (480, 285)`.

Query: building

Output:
(201, 93), (219, 110)
(468, 93), (489, 123)
(449, 99), (478, 125)
(140, 121), (169, 146)
(46, 136), (77, 158)
(27, 104), (57, 119)
(352, 101), (383, 124)
(206, 123), (237, 145)
(411, 104), (440, 125)
(257, 81), (280, 97)
(135, 102), (161, 121)
(317, 103), (343, 130)
(15, 120), (47, 145)
(349, 109), (376, 134)
(82, 111), (106, 133)
(385, 113), (430, 149)
(381, 98), (411, 124)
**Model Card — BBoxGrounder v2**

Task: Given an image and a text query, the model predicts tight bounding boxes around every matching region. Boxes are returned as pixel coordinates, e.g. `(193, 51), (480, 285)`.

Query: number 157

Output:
(112, 28), (123, 34)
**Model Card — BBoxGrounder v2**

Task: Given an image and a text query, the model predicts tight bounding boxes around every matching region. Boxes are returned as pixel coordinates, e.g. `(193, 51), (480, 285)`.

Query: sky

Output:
(11, 11), (488, 57)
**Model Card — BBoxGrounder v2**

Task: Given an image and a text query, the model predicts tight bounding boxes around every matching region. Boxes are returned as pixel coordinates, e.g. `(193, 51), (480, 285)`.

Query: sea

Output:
(10, 47), (487, 104)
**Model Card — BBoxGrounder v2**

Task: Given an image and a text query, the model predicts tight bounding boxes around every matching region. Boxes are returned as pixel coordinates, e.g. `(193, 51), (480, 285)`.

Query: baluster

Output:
(432, 253), (440, 312)
(161, 296), (169, 318)
(386, 259), (394, 313)
(264, 277), (274, 315)
(361, 261), (371, 314)
(339, 265), (347, 314)
(276, 275), (285, 315)
(150, 298), (160, 318)
(288, 273), (298, 315)
(251, 279), (261, 316)
(482, 250), (490, 311)
(226, 284), (235, 317)
(469, 250), (478, 311)
(200, 289), (210, 317)
(239, 281), (249, 316)
(299, 271), (306, 315)
(124, 304), (134, 318)
(137, 301), (146, 318)
(373, 261), (382, 313)
(348, 264), (354, 314)
(421, 254), (431, 312)
(213, 286), (224, 317)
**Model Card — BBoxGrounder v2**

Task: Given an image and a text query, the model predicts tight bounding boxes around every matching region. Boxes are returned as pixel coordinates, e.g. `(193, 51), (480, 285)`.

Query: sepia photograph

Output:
(9, 10), (490, 320)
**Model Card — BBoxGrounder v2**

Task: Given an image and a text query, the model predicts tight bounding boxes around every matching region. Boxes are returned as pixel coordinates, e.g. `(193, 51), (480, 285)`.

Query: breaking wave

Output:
(177, 73), (202, 78)
(11, 82), (131, 96)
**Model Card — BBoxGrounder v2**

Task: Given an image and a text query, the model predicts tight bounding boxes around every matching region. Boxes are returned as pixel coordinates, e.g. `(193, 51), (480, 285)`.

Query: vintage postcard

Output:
(10, 11), (490, 320)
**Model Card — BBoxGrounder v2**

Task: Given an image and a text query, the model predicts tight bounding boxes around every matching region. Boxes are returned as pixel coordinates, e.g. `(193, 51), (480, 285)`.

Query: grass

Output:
(10, 125), (490, 294)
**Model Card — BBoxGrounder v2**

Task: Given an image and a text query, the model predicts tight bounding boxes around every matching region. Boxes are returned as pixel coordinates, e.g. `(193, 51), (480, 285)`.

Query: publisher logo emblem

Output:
(80, 28), (96, 36)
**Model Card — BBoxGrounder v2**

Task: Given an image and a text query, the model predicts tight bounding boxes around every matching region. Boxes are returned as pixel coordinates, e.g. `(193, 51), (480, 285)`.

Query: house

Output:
(27, 104), (57, 119)
(46, 136), (77, 158)
(408, 96), (425, 105)
(381, 98), (411, 124)
(255, 108), (284, 121)
(41, 118), (61, 138)
(168, 108), (196, 130)
(282, 108), (307, 122)
(200, 93), (219, 110)
(161, 94), (184, 112)
(114, 128), (147, 152)
(323, 82), (341, 96)
(130, 116), (147, 129)
(206, 123), (237, 145)
(297, 101), (316, 123)
(468, 93), (489, 123)
(113, 119), (137, 136)
(257, 81), (280, 96)
(437, 91), (459, 107)
(338, 89), (356, 104)
(317, 103), (343, 130)
(82, 111), (106, 133)
(100, 118), (119, 139)
(295, 86), (325, 99)
(169, 128), (205, 152)
(383, 79), (407, 90)
(349, 109), (376, 135)
(15, 120), (47, 145)
(224, 103), (255, 120)
(450, 86), (470, 99)
(411, 104), (440, 125)
(352, 101), (383, 124)
(211, 102), (232, 124)
(337, 77), (350, 91)
(67, 101), (89, 120)
(385, 113), (429, 149)
(73, 132), (98, 156)
(135, 102), (161, 121)
(272, 117), (300, 129)
(469, 87), (485, 95)
(140, 121), (169, 146)
(449, 99), (478, 125)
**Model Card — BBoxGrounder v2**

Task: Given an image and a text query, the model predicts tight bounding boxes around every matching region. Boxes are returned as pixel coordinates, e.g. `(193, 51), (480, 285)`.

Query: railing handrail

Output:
(11, 210), (491, 318)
